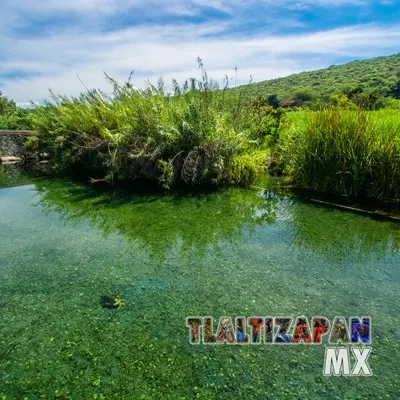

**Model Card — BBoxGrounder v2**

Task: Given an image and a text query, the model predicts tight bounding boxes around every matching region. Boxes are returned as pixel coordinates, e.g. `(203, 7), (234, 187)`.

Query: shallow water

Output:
(0, 172), (399, 399)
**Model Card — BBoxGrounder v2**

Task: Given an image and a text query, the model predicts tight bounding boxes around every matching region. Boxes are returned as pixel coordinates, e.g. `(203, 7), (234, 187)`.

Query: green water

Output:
(0, 172), (399, 399)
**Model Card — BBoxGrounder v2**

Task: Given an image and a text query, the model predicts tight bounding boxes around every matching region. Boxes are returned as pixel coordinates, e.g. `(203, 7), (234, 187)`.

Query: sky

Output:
(0, 0), (399, 105)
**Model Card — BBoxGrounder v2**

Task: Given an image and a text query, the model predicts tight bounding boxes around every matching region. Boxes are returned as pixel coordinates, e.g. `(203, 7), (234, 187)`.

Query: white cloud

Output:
(2, 0), (374, 23)
(1, 1), (399, 102)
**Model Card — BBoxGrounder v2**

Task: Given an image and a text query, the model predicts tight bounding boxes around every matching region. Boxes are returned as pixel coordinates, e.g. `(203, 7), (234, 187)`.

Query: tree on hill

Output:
(352, 88), (386, 110)
(267, 94), (280, 109)
(342, 85), (364, 99)
(390, 73), (400, 99)
(294, 87), (314, 102)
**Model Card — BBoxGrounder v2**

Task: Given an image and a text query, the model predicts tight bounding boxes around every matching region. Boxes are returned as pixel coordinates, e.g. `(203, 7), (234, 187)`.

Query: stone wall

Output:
(0, 130), (35, 156)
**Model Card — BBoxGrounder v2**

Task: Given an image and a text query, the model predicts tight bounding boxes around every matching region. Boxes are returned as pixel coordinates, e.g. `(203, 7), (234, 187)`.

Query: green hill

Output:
(239, 53), (400, 101)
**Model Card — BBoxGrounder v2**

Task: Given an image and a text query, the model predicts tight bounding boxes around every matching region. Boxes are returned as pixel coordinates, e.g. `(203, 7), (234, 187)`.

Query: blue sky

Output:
(0, 0), (399, 105)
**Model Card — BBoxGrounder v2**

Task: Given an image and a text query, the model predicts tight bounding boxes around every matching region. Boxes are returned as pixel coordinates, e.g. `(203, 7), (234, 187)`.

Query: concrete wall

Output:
(0, 130), (35, 156)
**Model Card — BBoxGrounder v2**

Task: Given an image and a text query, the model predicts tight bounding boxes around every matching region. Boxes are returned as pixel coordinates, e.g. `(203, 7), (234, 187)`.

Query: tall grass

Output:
(27, 68), (275, 189)
(277, 108), (400, 200)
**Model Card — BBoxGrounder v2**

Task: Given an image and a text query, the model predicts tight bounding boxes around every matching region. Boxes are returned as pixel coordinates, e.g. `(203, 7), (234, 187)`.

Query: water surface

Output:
(0, 172), (399, 399)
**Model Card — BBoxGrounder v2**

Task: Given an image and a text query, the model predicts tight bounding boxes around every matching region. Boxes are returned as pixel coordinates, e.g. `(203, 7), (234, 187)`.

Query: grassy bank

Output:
(27, 73), (282, 189)
(276, 108), (400, 200)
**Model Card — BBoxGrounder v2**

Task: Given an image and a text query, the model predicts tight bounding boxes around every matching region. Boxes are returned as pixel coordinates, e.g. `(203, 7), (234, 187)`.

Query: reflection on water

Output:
(0, 164), (32, 188)
(0, 170), (399, 398)
(290, 200), (400, 262)
(32, 179), (282, 260)
(0, 163), (48, 188)
(32, 178), (400, 263)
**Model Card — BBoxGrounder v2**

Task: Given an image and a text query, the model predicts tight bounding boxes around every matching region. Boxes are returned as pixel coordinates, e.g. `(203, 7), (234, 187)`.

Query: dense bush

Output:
(27, 71), (274, 189)
(277, 108), (400, 199)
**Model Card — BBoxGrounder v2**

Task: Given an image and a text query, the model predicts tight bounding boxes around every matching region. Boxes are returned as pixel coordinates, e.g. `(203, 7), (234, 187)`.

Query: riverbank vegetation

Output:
(275, 108), (400, 200)
(0, 91), (33, 130)
(25, 64), (278, 189)
(2, 54), (400, 200)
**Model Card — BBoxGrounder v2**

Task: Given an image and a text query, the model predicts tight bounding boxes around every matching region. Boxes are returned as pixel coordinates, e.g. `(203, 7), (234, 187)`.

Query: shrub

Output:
(0, 106), (34, 130)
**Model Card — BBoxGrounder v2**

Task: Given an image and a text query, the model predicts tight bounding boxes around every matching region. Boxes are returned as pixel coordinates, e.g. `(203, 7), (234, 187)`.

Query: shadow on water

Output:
(0, 164), (35, 188)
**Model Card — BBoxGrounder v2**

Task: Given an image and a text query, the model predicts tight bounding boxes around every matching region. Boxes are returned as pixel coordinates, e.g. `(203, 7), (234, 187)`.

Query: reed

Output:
(27, 68), (272, 189)
(277, 108), (400, 199)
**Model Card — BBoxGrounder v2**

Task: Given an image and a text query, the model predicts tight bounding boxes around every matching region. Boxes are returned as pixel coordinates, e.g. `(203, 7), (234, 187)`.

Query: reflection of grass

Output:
(33, 179), (279, 259)
(289, 200), (400, 262)
(3, 167), (399, 262)
(32, 177), (400, 261)
(0, 164), (49, 188)
(0, 165), (32, 188)
(260, 176), (400, 261)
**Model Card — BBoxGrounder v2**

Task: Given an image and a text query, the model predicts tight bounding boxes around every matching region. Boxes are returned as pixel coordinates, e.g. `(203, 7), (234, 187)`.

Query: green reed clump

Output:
(277, 108), (400, 199)
(27, 69), (268, 189)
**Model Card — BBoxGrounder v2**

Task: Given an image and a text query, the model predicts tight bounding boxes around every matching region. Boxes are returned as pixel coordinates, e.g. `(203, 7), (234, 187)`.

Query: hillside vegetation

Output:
(239, 53), (400, 102)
